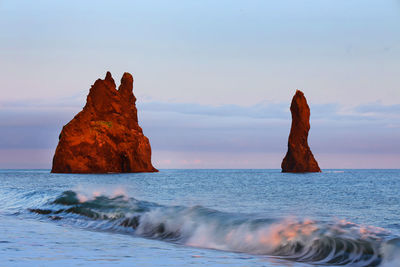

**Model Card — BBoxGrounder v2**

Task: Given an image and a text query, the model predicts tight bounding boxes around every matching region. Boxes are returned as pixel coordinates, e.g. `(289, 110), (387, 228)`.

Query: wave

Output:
(28, 190), (400, 266)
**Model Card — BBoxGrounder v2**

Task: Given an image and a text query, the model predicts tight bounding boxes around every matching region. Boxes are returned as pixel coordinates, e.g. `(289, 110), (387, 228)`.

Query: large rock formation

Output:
(51, 72), (158, 173)
(281, 90), (321, 173)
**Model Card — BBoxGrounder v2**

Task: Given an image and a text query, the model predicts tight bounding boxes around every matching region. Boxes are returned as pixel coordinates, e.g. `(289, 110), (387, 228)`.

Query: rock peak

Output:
(281, 90), (321, 173)
(295, 89), (303, 96)
(121, 72), (133, 84)
(51, 71), (157, 173)
(105, 71), (112, 80)
(104, 71), (116, 88)
(118, 72), (135, 105)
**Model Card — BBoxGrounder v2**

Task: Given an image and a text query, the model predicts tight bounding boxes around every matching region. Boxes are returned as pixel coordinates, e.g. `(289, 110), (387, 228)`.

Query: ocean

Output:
(0, 169), (399, 266)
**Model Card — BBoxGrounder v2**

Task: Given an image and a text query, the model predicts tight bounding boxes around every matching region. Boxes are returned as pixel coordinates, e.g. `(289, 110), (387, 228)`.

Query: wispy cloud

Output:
(0, 100), (399, 168)
(354, 103), (400, 115)
(138, 101), (400, 122)
(139, 102), (290, 119)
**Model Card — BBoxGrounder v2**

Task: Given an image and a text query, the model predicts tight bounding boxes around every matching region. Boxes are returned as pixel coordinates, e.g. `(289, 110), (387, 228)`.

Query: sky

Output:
(0, 0), (399, 169)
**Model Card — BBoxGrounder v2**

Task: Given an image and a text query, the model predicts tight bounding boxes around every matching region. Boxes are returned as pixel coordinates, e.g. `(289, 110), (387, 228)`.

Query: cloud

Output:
(354, 103), (400, 115)
(0, 100), (399, 168)
(138, 101), (290, 119)
(138, 101), (400, 122)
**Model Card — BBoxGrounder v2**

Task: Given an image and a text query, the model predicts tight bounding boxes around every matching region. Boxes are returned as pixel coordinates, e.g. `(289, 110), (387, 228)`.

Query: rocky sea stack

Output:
(281, 90), (321, 173)
(51, 72), (158, 173)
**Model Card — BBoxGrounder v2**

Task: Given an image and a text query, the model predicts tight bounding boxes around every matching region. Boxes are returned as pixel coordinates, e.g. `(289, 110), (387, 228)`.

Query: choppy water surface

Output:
(1, 169), (399, 266)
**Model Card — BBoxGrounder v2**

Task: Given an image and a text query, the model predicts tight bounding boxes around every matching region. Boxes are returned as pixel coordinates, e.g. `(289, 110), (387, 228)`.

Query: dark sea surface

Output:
(0, 169), (399, 266)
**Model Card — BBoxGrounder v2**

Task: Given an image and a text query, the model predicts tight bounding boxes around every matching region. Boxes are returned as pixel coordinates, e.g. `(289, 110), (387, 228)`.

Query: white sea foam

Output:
(72, 185), (128, 203)
(31, 190), (398, 266)
(381, 238), (400, 267)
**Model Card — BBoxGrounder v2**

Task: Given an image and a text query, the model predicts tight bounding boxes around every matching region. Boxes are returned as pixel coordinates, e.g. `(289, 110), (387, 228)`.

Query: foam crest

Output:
(381, 238), (400, 267)
(72, 185), (128, 203)
(29, 190), (400, 266)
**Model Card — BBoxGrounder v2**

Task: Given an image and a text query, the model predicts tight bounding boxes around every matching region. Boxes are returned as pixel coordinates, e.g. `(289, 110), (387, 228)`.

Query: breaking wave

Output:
(29, 190), (400, 266)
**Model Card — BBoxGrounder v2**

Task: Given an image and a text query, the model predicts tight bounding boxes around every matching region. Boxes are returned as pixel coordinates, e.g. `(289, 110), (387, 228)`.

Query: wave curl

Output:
(29, 190), (400, 266)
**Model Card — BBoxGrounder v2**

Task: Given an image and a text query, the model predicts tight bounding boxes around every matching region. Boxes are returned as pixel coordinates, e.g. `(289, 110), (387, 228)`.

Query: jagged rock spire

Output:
(281, 90), (321, 173)
(51, 71), (157, 173)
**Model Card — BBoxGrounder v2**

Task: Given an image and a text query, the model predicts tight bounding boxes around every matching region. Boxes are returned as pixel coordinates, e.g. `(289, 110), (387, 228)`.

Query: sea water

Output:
(0, 169), (399, 266)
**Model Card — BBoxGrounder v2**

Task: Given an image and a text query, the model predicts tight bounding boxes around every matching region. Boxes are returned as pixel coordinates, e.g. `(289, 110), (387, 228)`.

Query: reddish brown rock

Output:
(51, 72), (158, 173)
(281, 90), (321, 173)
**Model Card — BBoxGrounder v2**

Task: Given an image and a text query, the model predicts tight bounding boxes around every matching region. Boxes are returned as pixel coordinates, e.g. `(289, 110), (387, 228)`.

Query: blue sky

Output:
(0, 0), (399, 168)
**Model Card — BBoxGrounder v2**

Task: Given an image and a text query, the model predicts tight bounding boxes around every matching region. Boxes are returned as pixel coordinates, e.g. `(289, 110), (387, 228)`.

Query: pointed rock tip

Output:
(105, 71), (112, 80)
(121, 72), (134, 85)
(292, 90), (307, 104)
(104, 71), (116, 87)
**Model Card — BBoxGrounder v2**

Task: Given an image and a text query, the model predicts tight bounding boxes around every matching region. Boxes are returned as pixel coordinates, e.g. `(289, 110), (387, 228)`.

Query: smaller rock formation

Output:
(51, 72), (158, 173)
(281, 90), (321, 173)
